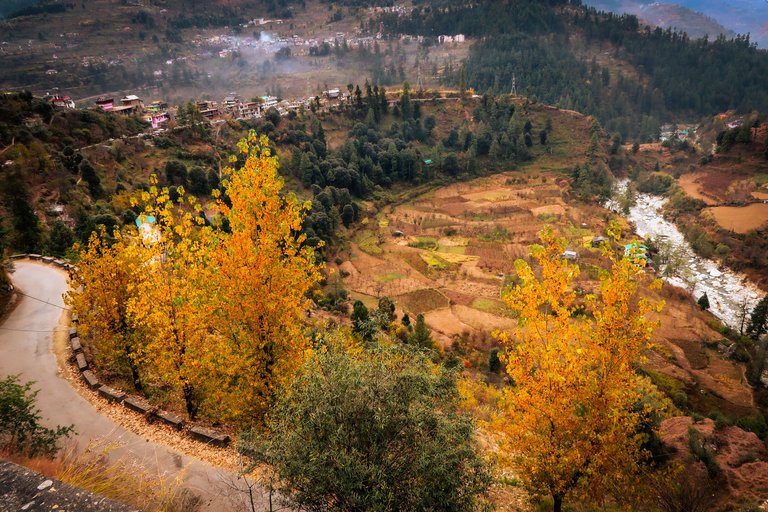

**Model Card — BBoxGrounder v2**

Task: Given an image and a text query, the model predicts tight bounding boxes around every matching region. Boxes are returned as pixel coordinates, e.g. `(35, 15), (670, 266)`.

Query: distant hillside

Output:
(378, 0), (768, 140)
(621, 2), (734, 40)
(585, 0), (768, 47)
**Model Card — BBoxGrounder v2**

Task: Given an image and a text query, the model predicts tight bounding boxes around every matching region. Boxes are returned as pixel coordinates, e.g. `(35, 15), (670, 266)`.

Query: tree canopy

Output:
(497, 227), (663, 511)
(241, 342), (492, 512)
(68, 132), (321, 425)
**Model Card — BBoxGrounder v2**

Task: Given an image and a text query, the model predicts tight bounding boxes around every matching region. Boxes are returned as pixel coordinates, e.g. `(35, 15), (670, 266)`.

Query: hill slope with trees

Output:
(377, 0), (768, 140)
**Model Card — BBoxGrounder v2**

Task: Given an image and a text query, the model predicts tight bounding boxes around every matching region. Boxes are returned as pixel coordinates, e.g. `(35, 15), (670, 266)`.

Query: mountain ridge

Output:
(585, 0), (768, 46)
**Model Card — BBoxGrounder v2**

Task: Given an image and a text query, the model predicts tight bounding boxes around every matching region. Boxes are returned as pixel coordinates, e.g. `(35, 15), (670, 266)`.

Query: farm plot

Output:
(339, 170), (610, 344)
(706, 204), (768, 233)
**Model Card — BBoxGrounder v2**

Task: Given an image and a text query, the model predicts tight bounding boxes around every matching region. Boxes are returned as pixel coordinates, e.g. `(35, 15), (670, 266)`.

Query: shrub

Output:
(637, 172), (674, 194)
(489, 347), (502, 373)
(715, 243), (731, 256)
(241, 345), (492, 511)
(0, 375), (73, 458)
(708, 410), (733, 430)
(688, 427), (721, 479)
(735, 414), (768, 439)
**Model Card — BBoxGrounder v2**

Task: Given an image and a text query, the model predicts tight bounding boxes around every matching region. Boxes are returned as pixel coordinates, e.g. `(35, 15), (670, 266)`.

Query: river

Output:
(608, 179), (764, 330)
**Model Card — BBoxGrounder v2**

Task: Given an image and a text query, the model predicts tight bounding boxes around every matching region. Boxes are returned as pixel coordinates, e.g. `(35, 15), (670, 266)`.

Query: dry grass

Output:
(395, 288), (450, 314)
(3, 440), (197, 512)
(57, 439), (197, 512)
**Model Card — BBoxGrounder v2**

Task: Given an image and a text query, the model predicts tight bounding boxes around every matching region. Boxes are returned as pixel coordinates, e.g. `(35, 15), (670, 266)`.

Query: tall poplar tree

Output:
(497, 228), (663, 512)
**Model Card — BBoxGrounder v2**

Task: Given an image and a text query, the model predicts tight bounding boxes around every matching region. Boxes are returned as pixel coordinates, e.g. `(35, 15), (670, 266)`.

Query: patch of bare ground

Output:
(661, 417), (768, 507)
(706, 203), (768, 233)
(679, 172), (719, 205)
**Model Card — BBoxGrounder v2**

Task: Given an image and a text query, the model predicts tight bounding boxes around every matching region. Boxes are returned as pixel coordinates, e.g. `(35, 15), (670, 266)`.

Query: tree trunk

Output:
(183, 382), (198, 420)
(553, 494), (563, 512)
(130, 363), (143, 393)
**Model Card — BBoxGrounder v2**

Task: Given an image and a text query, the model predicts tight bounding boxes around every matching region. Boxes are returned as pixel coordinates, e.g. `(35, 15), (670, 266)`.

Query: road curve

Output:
(0, 261), (248, 511)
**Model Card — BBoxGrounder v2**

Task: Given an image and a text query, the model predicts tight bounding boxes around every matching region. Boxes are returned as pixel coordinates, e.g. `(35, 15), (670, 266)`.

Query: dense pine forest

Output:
(377, 0), (768, 139)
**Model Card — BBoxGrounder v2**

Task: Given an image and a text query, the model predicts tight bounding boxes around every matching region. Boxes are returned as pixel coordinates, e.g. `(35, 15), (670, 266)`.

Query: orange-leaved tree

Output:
(496, 227), (663, 512)
(126, 178), (218, 420)
(203, 132), (322, 423)
(66, 228), (150, 392)
(69, 131), (322, 425)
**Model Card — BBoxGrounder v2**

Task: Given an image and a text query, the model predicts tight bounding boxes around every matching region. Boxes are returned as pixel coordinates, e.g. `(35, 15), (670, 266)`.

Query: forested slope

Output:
(377, 0), (768, 140)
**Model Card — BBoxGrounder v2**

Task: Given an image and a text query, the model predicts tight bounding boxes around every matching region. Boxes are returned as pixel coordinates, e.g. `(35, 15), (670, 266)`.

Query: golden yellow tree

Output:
(67, 229), (150, 391)
(203, 132), (322, 423)
(126, 179), (217, 420)
(70, 132), (321, 425)
(497, 228), (662, 512)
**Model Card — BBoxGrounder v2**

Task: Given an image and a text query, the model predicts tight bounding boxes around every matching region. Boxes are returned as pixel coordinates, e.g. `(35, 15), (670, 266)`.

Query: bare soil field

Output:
(707, 203), (768, 233)
(678, 172), (719, 205)
(333, 156), (756, 418)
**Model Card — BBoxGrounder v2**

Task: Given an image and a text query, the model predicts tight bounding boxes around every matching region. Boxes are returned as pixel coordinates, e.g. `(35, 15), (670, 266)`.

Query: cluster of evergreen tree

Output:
(272, 84), (546, 248)
(5, 1), (72, 19)
(377, 0), (768, 141)
(167, 9), (245, 30)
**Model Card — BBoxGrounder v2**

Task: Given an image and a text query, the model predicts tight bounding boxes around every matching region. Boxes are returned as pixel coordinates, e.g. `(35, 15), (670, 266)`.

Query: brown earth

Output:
(706, 203), (768, 233)
(334, 129), (758, 419)
(661, 416), (768, 508)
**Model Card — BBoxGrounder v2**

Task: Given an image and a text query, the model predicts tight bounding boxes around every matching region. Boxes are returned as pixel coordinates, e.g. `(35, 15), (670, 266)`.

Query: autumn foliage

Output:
(497, 228), (663, 511)
(67, 132), (321, 425)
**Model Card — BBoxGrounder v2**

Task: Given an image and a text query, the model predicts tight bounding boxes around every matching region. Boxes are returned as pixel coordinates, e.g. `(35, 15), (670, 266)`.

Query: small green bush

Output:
(0, 375), (73, 458)
(688, 427), (721, 479)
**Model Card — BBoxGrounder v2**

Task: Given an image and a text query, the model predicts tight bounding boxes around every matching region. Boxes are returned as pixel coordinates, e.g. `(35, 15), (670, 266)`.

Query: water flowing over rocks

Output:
(608, 179), (763, 329)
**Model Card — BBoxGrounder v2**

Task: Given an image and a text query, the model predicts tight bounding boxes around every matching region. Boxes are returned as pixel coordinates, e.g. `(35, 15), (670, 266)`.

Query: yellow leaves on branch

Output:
(496, 227), (664, 509)
(68, 131), (322, 425)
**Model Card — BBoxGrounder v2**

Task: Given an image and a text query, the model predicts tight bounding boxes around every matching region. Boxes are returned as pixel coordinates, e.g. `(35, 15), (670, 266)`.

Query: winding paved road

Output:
(0, 261), (252, 511)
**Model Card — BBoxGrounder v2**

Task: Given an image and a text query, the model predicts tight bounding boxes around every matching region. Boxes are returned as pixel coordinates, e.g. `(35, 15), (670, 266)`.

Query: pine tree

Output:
(748, 295), (768, 341)
(409, 313), (435, 349)
(0, 168), (41, 252)
(697, 292), (710, 310)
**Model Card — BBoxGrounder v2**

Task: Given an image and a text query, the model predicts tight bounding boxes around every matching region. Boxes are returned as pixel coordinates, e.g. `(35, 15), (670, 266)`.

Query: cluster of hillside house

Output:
(659, 123), (697, 143)
(93, 95), (171, 129)
(42, 85), (349, 130)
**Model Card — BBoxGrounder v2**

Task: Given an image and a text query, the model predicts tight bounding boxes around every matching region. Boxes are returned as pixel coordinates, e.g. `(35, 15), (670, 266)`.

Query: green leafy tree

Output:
(0, 375), (73, 458)
(351, 300), (369, 331)
(374, 296), (396, 330)
(164, 160), (188, 187)
(489, 347), (502, 373)
(240, 345), (491, 512)
(748, 295), (768, 341)
(46, 220), (76, 257)
(610, 133), (622, 154)
(79, 159), (103, 199)
(697, 292), (710, 310)
(341, 204), (355, 228)
(399, 82), (412, 119)
(409, 313), (435, 350)
(0, 167), (41, 252)
(351, 300), (376, 342)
